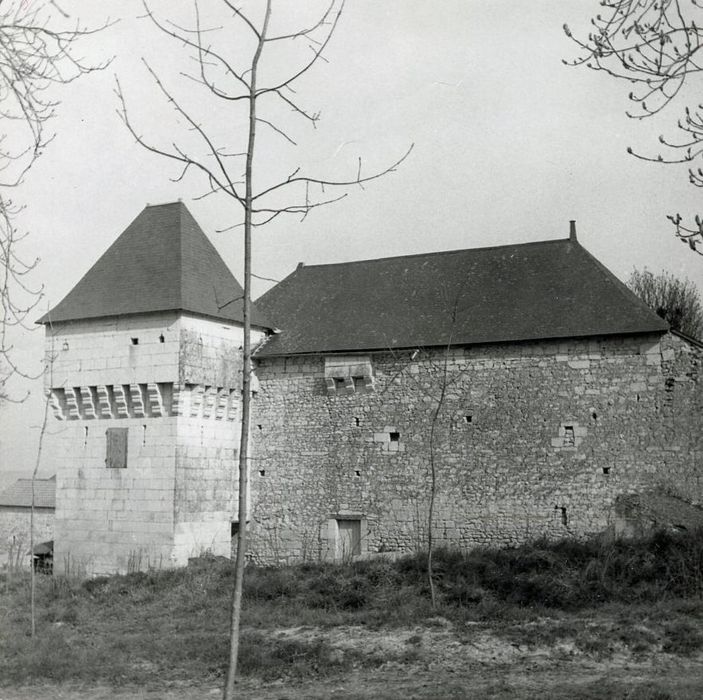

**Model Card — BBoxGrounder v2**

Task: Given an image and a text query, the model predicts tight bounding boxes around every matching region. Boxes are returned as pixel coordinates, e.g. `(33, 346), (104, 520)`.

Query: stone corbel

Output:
(172, 384), (186, 416)
(202, 386), (217, 418)
(80, 387), (96, 419)
(147, 382), (163, 417)
(64, 387), (80, 419)
(190, 384), (204, 417)
(113, 385), (129, 417)
(227, 389), (238, 421)
(47, 389), (64, 421)
(130, 383), (146, 417)
(216, 389), (228, 420)
(96, 385), (113, 418)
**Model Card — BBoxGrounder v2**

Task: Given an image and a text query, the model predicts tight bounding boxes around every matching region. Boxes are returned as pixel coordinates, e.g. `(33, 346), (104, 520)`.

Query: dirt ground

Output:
(2, 623), (703, 699)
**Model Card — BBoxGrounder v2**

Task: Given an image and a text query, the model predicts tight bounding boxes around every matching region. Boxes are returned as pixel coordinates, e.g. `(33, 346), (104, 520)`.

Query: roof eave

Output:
(255, 327), (670, 358)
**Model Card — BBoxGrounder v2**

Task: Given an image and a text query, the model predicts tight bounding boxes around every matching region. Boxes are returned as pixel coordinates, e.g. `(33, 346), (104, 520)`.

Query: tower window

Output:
(106, 427), (128, 469)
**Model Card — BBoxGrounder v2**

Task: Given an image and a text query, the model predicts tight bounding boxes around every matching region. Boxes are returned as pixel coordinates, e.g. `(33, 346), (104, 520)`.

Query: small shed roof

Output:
(256, 234), (668, 356)
(0, 477), (56, 509)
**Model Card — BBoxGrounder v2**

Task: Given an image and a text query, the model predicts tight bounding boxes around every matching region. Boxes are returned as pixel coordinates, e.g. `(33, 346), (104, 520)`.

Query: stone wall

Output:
(171, 316), (264, 564)
(46, 312), (263, 575)
(0, 508), (54, 570)
(249, 332), (702, 563)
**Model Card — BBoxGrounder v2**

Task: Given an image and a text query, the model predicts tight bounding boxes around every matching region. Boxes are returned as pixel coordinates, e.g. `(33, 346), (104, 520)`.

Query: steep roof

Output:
(0, 477), (56, 509)
(39, 202), (270, 327)
(256, 233), (668, 356)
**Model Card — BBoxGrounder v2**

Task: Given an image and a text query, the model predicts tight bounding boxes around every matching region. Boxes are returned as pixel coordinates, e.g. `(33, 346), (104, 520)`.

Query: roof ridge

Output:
(144, 199), (184, 209)
(292, 236), (570, 270)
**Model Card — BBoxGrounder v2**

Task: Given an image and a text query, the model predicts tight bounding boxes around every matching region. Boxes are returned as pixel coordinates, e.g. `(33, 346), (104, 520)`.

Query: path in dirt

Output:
(2, 624), (703, 699)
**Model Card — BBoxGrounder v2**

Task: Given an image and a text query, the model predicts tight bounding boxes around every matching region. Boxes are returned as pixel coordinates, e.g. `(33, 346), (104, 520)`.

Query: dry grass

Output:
(1, 530), (702, 687)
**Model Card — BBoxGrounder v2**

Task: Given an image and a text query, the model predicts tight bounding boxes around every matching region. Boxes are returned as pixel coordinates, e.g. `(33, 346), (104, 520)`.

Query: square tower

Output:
(40, 203), (269, 575)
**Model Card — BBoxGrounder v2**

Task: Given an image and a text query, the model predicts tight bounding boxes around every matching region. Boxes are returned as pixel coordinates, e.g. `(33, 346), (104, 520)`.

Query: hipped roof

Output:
(39, 202), (269, 327)
(256, 235), (668, 356)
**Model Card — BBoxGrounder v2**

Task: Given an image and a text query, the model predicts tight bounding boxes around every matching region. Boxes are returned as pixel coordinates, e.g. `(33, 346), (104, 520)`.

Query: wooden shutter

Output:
(106, 428), (128, 469)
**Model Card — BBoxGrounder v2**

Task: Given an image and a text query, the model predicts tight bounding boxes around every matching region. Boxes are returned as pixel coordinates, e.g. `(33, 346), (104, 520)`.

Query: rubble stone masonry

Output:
(249, 332), (701, 563)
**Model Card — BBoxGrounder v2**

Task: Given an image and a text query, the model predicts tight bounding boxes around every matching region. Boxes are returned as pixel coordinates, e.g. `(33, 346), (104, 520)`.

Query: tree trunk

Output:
(223, 4), (271, 697)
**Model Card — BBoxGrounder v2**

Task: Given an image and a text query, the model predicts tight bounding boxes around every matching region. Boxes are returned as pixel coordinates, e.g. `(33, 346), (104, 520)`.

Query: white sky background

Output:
(0, 0), (701, 475)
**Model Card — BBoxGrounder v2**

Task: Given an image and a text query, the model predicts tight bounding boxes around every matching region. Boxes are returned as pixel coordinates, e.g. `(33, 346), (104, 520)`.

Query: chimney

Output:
(569, 220), (577, 241)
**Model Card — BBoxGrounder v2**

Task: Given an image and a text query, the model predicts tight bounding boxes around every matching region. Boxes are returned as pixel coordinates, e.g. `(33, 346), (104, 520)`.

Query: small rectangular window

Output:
(106, 427), (128, 469)
(563, 426), (575, 447)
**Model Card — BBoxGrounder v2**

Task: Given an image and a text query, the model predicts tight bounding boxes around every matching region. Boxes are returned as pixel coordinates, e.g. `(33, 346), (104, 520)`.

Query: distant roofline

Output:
(255, 327), (668, 358)
(288, 236), (571, 272)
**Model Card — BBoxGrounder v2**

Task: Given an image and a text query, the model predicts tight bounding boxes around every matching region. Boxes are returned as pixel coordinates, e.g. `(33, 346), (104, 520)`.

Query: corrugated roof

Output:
(38, 202), (270, 327)
(256, 235), (668, 356)
(0, 477), (56, 508)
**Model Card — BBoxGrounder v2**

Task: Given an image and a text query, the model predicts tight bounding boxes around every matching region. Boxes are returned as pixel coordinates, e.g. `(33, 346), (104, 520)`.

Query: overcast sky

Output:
(1, 0), (701, 475)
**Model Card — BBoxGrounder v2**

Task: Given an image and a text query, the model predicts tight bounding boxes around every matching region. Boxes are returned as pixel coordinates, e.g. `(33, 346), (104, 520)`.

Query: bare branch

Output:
(264, 0), (337, 42)
(253, 143), (414, 202)
(0, 1), (110, 394)
(566, 1), (703, 254)
(255, 116), (297, 145)
(141, 0), (251, 98)
(221, 0), (262, 40)
(256, 0), (344, 96)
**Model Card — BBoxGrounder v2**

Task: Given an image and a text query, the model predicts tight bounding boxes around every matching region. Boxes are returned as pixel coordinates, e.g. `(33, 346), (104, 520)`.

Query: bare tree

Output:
(564, 1), (703, 254)
(116, 2), (411, 694)
(0, 0), (109, 393)
(628, 268), (703, 339)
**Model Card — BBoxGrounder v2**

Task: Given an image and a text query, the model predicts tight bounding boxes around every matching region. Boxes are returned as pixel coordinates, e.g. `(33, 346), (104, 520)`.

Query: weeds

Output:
(2, 530), (703, 686)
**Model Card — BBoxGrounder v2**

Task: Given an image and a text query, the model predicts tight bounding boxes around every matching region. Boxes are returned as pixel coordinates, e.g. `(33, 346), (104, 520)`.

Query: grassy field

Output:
(1, 531), (703, 698)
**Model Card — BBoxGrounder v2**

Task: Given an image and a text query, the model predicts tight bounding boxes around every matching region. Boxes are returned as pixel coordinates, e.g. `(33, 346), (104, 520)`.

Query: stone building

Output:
(40, 203), (267, 575)
(40, 203), (702, 574)
(0, 476), (55, 569)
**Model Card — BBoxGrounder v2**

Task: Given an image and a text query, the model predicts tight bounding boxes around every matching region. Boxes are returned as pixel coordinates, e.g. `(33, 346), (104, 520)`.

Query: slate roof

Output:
(39, 202), (270, 328)
(0, 477), (56, 509)
(255, 234), (668, 356)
